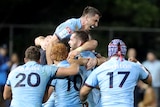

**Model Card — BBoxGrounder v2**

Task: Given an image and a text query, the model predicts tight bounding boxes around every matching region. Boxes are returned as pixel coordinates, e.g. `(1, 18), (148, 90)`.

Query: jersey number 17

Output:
(107, 71), (130, 88)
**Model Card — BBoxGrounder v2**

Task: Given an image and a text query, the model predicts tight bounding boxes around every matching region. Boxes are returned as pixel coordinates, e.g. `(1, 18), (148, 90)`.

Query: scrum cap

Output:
(108, 39), (127, 58)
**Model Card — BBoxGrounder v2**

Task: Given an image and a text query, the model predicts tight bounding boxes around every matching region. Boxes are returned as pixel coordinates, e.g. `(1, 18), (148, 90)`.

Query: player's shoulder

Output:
(106, 58), (139, 68)
(57, 60), (70, 67)
(62, 18), (79, 25)
(8, 65), (25, 78)
(42, 64), (57, 70)
(92, 61), (108, 72)
(124, 60), (141, 67)
(125, 60), (146, 73)
(80, 51), (96, 58)
(56, 18), (79, 31)
(66, 18), (79, 22)
(10, 65), (24, 72)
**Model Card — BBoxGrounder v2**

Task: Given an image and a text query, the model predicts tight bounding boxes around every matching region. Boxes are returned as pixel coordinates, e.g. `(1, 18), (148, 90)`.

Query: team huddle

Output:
(3, 6), (152, 107)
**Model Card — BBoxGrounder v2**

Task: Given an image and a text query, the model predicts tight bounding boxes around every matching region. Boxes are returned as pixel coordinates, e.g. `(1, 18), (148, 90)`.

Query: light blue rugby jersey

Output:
(85, 57), (149, 107)
(51, 60), (82, 107)
(6, 61), (58, 107)
(78, 51), (96, 80)
(79, 51), (101, 107)
(42, 79), (56, 107)
(54, 18), (81, 40)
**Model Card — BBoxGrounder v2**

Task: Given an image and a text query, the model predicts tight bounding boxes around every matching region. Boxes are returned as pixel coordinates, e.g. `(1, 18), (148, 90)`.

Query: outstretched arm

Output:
(46, 34), (60, 65)
(68, 39), (98, 58)
(43, 85), (54, 103)
(56, 58), (88, 77)
(80, 85), (92, 103)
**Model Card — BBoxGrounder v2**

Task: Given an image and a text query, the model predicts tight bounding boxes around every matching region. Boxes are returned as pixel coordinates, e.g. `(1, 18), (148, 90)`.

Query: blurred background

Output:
(1, 1), (160, 107)
(0, 0), (160, 62)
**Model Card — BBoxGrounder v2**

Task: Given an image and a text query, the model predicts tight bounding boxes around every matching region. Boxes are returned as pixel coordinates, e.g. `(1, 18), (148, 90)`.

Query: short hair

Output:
(73, 30), (89, 44)
(82, 6), (102, 17)
(50, 43), (69, 61)
(25, 46), (40, 61)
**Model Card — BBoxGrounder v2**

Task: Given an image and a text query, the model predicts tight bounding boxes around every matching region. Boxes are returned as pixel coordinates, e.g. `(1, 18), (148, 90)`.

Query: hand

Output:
(95, 52), (102, 58)
(67, 58), (78, 64)
(67, 57), (88, 66)
(78, 57), (89, 66)
(128, 57), (138, 62)
(43, 35), (53, 50)
(68, 49), (81, 59)
(86, 58), (97, 70)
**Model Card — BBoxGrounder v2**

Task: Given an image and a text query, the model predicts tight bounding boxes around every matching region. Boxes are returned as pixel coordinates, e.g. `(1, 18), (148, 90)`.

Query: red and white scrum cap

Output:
(108, 39), (127, 58)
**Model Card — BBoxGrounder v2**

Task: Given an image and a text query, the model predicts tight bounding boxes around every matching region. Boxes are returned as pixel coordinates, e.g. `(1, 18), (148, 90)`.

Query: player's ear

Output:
(85, 14), (89, 22)
(77, 41), (82, 47)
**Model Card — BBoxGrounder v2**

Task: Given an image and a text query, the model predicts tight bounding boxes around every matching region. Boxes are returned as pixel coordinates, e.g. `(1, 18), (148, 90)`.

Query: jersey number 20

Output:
(15, 73), (40, 87)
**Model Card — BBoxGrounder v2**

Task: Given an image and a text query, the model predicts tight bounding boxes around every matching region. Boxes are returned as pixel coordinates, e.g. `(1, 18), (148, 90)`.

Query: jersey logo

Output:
(66, 27), (72, 34)
(58, 27), (73, 39)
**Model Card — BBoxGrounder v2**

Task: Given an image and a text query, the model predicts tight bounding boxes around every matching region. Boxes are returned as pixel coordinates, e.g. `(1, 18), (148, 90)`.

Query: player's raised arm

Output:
(46, 34), (60, 65)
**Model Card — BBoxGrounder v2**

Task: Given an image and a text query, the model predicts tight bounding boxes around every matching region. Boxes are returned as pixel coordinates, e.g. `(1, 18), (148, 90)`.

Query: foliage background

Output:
(0, 0), (160, 62)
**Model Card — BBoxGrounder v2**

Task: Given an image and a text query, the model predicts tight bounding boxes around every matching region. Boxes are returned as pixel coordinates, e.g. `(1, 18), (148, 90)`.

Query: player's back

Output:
(79, 51), (101, 107)
(54, 60), (82, 107)
(54, 18), (81, 40)
(7, 61), (57, 107)
(94, 57), (148, 107)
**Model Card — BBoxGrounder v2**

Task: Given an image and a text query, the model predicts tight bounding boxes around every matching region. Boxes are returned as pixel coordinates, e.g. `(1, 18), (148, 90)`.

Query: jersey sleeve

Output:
(54, 19), (75, 40)
(50, 79), (56, 87)
(137, 64), (149, 80)
(6, 72), (13, 86)
(85, 70), (98, 88)
(44, 65), (58, 77)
